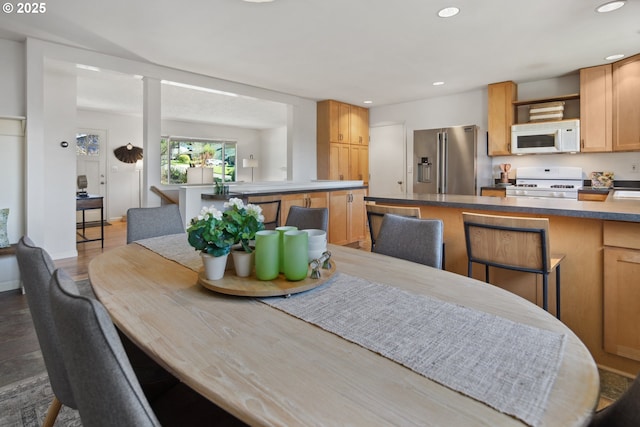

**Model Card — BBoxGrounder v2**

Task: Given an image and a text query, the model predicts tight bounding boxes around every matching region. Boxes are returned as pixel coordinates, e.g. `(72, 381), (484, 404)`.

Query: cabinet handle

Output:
(581, 139), (584, 149)
(339, 174), (343, 180)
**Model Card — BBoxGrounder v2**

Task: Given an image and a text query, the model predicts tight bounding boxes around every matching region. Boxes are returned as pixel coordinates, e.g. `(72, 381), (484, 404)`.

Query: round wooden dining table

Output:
(89, 240), (599, 427)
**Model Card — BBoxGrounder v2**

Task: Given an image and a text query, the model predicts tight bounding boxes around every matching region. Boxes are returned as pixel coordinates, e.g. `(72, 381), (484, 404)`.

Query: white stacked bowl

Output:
(303, 229), (327, 261)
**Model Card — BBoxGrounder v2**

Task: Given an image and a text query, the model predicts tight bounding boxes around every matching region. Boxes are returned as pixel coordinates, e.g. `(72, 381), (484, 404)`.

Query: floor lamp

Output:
(243, 154), (258, 182)
(135, 159), (143, 207)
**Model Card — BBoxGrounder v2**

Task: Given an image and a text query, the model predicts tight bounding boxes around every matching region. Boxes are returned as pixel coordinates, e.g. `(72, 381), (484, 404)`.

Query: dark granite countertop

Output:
(365, 192), (640, 223)
(201, 185), (368, 200)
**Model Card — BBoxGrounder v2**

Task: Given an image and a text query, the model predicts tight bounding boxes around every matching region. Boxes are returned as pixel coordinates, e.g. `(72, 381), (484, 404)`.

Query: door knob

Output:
(397, 181), (403, 184)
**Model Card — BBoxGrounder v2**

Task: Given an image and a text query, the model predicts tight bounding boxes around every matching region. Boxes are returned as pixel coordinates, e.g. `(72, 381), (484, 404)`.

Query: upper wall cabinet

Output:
(578, 53), (640, 153)
(487, 81), (516, 156)
(613, 54), (640, 152)
(349, 105), (369, 145)
(317, 100), (370, 184)
(580, 64), (613, 153)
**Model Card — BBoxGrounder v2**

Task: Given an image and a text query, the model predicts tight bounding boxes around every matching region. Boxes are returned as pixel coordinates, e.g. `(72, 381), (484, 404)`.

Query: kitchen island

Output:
(365, 192), (640, 377)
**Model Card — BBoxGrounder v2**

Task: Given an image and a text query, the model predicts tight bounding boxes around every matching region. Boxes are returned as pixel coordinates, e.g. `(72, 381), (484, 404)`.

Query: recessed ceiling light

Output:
(605, 54), (625, 61)
(437, 7), (460, 18)
(595, 1), (625, 13)
(432, 81), (445, 86)
(363, 100), (373, 104)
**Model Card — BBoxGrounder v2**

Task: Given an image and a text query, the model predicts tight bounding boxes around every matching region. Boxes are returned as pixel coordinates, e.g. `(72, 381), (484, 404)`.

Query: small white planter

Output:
(201, 253), (229, 281)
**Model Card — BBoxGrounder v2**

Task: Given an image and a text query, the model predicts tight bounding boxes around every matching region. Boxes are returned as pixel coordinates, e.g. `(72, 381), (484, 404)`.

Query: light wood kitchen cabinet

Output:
(328, 143), (350, 181)
(613, 53), (640, 151)
(328, 188), (366, 245)
(580, 64), (613, 152)
(350, 105), (369, 145)
(487, 81), (516, 156)
(480, 187), (506, 197)
(318, 100), (350, 143)
(577, 191), (609, 202)
(280, 192), (328, 225)
(603, 221), (640, 362)
(318, 100), (369, 182)
(349, 144), (369, 184)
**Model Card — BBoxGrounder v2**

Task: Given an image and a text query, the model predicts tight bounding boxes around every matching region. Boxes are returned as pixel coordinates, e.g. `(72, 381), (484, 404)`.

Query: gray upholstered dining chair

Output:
(15, 236), (77, 427)
(49, 268), (248, 427)
(126, 204), (186, 243)
(373, 214), (444, 269)
(285, 206), (329, 232)
(589, 373), (640, 427)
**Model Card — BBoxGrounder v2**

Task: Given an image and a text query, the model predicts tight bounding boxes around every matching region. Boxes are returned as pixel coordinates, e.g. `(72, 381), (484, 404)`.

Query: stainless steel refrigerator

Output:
(413, 125), (490, 195)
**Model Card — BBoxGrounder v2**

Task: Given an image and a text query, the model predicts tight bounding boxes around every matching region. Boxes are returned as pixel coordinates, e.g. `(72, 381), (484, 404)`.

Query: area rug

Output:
(0, 374), (81, 427)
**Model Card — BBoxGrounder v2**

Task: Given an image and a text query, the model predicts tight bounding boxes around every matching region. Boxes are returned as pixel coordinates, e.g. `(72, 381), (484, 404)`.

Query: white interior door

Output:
(369, 124), (406, 195)
(76, 129), (107, 223)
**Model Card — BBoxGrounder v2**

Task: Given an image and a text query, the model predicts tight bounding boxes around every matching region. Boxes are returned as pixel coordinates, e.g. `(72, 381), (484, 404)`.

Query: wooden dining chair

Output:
(373, 214), (444, 269)
(284, 206), (329, 231)
(15, 236), (77, 427)
(49, 268), (248, 427)
(126, 204), (186, 243)
(366, 203), (421, 249)
(251, 200), (281, 230)
(462, 212), (565, 319)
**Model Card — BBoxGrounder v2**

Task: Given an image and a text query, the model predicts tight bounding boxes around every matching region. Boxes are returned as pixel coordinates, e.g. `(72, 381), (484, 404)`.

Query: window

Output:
(76, 133), (100, 156)
(161, 137), (237, 185)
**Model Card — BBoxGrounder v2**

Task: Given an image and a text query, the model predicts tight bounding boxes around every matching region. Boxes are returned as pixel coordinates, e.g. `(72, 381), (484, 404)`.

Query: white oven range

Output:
(505, 166), (583, 200)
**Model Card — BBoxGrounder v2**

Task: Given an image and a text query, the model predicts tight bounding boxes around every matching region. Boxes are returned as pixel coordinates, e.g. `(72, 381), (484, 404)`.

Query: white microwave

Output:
(511, 119), (580, 154)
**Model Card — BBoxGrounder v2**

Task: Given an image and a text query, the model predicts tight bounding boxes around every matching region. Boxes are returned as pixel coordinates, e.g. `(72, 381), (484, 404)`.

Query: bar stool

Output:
(462, 212), (564, 319)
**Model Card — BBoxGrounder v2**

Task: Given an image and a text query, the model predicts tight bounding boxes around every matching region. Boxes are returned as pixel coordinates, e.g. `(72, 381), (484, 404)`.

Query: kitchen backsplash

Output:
(490, 151), (640, 182)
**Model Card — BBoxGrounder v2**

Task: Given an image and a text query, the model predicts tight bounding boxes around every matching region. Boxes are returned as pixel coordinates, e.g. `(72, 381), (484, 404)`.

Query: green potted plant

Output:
(187, 206), (235, 280)
(223, 198), (265, 277)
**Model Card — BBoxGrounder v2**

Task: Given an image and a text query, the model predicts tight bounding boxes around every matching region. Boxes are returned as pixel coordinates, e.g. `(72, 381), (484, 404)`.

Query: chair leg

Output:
(43, 396), (62, 427)
(556, 265), (561, 320)
(542, 273), (549, 313)
(467, 261), (472, 278)
(485, 264), (489, 283)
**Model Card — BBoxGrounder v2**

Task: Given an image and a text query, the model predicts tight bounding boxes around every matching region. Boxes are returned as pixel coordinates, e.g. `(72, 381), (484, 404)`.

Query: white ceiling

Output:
(1, 0), (638, 128)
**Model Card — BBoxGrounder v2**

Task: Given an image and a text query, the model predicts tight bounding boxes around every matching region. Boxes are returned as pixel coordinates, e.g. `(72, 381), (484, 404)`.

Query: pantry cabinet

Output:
(318, 100), (369, 183)
(580, 64), (613, 153)
(328, 188), (366, 245)
(349, 144), (369, 183)
(612, 53), (640, 151)
(328, 143), (350, 181)
(603, 221), (640, 361)
(350, 105), (369, 145)
(487, 81), (516, 156)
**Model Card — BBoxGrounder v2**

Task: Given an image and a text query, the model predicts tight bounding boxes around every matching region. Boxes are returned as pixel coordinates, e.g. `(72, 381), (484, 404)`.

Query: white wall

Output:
(259, 126), (287, 181)
(0, 39), (25, 117)
(0, 40), (25, 291)
(0, 119), (24, 291)
(43, 60), (78, 259)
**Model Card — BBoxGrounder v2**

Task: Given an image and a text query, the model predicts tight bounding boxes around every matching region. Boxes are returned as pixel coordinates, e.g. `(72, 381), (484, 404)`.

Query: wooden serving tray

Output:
(198, 262), (337, 297)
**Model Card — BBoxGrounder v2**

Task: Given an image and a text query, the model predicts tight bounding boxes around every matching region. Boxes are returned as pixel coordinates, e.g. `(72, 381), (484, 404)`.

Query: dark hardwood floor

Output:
(0, 219), (628, 411)
(0, 220), (127, 388)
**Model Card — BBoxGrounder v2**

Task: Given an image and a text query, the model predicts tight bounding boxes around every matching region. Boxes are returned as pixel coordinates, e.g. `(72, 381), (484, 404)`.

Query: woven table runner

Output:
(137, 234), (565, 426)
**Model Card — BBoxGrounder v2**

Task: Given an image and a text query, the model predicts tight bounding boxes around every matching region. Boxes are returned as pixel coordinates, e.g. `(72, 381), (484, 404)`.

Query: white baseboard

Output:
(0, 279), (21, 292)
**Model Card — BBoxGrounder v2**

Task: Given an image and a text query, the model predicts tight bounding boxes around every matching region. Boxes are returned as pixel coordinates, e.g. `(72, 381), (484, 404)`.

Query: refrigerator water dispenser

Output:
(417, 157), (432, 183)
